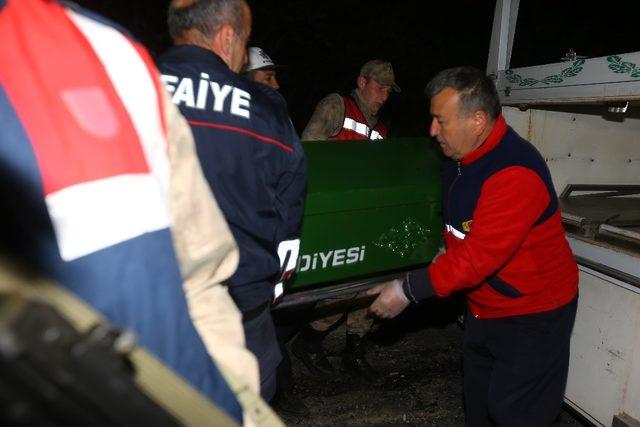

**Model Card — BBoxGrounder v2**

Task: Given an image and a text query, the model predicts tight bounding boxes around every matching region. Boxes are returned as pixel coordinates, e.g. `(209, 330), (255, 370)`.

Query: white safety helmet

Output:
(245, 47), (276, 72)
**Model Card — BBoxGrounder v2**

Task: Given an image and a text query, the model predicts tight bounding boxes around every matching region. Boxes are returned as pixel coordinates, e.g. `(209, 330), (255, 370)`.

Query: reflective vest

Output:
(330, 96), (387, 141)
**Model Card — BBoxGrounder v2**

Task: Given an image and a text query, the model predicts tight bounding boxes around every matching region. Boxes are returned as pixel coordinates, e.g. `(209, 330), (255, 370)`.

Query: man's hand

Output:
(367, 278), (410, 319)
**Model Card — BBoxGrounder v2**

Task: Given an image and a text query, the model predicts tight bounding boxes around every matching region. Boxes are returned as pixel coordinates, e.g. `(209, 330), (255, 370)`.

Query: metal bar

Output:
(603, 221), (640, 228)
(486, 0), (520, 75)
(274, 272), (404, 310)
(560, 184), (640, 199)
(574, 255), (640, 291)
(569, 190), (640, 199)
(561, 212), (586, 226)
(599, 224), (640, 244)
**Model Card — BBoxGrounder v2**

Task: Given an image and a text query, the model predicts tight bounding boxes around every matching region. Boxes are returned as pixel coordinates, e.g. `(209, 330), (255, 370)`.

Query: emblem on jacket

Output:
(462, 220), (473, 232)
(161, 73), (251, 119)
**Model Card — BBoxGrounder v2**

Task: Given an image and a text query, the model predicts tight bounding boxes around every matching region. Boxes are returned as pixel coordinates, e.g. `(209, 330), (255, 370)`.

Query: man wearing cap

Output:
(243, 46), (280, 90)
(292, 59), (400, 384)
(301, 59), (400, 141)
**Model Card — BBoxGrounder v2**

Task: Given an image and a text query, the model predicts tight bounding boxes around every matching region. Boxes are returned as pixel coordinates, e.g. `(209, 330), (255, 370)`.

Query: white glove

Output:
(367, 278), (410, 319)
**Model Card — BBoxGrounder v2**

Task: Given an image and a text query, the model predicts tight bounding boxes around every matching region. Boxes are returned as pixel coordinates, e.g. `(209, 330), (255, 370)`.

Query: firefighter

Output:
(157, 0), (307, 403)
(369, 66), (579, 427)
(243, 47), (280, 91)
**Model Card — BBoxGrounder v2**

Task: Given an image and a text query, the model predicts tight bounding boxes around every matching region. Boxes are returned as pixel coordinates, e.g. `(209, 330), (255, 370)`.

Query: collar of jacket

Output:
(350, 89), (379, 128)
(461, 114), (508, 166)
(163, 44), (229, 70)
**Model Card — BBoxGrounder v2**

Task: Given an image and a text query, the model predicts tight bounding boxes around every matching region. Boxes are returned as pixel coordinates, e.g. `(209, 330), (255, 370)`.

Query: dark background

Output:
(73, 0), (638, 137)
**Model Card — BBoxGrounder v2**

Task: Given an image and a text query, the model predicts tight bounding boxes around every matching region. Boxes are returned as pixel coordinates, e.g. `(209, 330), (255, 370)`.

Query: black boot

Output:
(341, 333), (384, 385)
(271, 389), (310, 419)
(291, 325), (336, 376)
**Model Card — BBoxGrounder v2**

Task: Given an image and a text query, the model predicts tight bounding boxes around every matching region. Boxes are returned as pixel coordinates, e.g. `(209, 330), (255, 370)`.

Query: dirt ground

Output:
(278, 297), (588, 427)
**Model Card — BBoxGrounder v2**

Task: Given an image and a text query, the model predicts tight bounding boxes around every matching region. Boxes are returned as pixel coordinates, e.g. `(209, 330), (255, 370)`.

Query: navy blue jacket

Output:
(157, 46), (307, 311)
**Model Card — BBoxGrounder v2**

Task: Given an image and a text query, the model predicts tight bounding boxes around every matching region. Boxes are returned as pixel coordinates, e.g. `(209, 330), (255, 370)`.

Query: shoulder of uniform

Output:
(313, 93), (343, 113)
(319, 93), (343, 106)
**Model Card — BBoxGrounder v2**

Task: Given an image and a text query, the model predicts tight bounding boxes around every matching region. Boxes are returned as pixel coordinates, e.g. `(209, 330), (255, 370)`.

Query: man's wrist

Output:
(402, 275), (418, 303)
(403, 267), (436, 303)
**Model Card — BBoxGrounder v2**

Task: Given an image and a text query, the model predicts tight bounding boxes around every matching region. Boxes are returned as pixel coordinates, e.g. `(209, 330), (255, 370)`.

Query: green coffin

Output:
(287, 137), (443, 293)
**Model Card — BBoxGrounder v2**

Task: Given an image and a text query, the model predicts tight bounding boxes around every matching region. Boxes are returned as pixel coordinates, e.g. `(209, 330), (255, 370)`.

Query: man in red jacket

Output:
(369, 66), (578, 427)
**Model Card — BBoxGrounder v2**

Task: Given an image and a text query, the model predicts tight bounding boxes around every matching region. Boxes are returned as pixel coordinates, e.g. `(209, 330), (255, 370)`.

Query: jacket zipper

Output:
(447, 162), (477, 317)
(447, 161), (462, 227)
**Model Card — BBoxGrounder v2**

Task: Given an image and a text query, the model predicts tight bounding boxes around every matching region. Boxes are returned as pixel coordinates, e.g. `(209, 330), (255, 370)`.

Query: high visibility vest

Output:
(330, 96), (387, 141)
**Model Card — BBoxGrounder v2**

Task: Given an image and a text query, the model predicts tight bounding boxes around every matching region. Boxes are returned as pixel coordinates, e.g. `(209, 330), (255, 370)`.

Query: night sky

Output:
(73, 0), (638, 137)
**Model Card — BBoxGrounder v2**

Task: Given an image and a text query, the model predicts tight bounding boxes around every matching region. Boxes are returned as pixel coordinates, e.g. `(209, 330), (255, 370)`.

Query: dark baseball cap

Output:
(359, 59), (401, 93)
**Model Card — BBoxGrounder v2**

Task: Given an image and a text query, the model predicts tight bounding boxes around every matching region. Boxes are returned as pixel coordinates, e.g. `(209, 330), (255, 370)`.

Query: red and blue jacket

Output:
(157, 46), (307, 312)
(0, 0), (240, 420)
(404, 116), (578, 318)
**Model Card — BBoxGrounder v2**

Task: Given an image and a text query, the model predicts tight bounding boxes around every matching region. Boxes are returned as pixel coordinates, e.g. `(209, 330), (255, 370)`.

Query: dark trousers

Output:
(242, 302), (282, 402)
(272, 305), (314, 396)
(273, 316), (299, 394)
(463, 296), (578, 427)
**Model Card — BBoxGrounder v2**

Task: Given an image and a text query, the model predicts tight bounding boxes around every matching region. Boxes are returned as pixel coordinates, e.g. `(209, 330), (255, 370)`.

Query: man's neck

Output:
(173, 30), (212, 50)
(478, 120), (497, 146)
(173, 36), (232, 71)
(351, 89), (378, 127)
(460, 117), (506, 165)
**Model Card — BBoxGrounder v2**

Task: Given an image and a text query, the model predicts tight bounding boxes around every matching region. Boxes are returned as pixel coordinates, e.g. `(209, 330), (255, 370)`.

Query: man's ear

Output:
(472, 110), (489, 135)
(216, 24), (234, 57)
(357, 76), (367, 90)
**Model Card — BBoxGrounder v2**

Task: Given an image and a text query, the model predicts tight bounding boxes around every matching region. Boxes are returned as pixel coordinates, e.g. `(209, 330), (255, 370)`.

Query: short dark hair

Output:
(167, 0), (246, 41)
(425, 66), (501, 119)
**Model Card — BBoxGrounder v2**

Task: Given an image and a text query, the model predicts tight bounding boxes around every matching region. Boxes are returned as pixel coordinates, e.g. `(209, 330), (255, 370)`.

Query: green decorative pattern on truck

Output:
(374, 217), (432, 258)
(288, 138), (443, 291)
(505, 59), (585, 86)
(607, 55), (640, 77)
